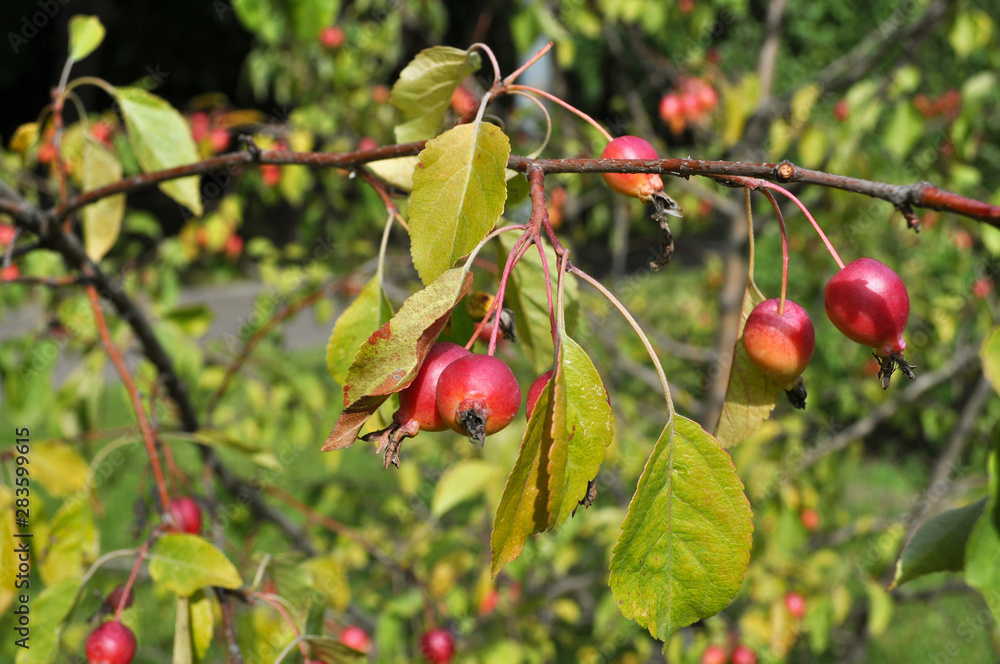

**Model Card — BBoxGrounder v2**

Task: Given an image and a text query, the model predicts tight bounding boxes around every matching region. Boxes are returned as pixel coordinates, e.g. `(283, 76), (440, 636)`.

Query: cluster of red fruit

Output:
(339, 624), (454, 663)
(658, 77), (719, 134)
(743, 257), (912, 393)
(913, 89), (962, 120)
(701, 643), (758, 664)
(84, 498), (202, 664)
(189, 111), (232, 155)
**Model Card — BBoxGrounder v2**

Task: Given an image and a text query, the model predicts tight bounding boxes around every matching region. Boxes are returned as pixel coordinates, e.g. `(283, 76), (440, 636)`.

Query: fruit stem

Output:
(761, 189), (790, 316)
(114, 540), (150, 622)
(507, 84), (613, 142)
(375, 206), (394, 287)
(508, 90), (553, 157)
(569, 265), (674, 414)
(463, 225), (528, 350)
(469, 43), (502, 87)
(503, 41), (553, 86)
(535, 236), (558, 348)
(488, 231), (535, 355)
(760, 182), (845, 269)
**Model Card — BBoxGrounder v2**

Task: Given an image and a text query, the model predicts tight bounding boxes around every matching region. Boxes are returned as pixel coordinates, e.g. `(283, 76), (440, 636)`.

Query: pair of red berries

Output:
(743, 257), (912, 391)
(394, 342), (521, 446)
(702, 643), (757, 664)
(659, 77), (719, 134)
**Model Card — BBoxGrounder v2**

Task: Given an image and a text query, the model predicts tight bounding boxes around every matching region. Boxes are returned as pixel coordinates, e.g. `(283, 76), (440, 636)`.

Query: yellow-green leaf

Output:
(609, 415), (753, 642)
(432, 460), (503, 517)
(322, 268), (473, 451)
(15, 577), (80, 664)
(326, 276), (394, 385)
(980, 324), (1000, 395)
(30, 441), (91, 497)
(9, 122), (39, 153)
(491, 386), (555, 575)
(115, 87), (203, 216)
(367, 156), (420, 192)
(409, 122), (510, 285)
(546, 333), (613, 527)
(39, 500), (98, 586)
(715, 280), (783, 448)
(68, 15), (105, 62)
(148, 534), (243, 597)
(0, 488), (15, 615)
(391, 46), (481, 143)
(190, 590), (215, 661)
(82, 139), (125, 261)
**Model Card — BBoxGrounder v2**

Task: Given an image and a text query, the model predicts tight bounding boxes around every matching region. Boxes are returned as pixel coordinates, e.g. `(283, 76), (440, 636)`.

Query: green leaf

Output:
(890, 499), (985, 588)
(326, 276), (394, 385)
(498, 234), (579, 374)
(391, 46), (481, 143)
(15, 577), (80, 664)
(290, 0), (340, 43)
(409, 122), (510, 285)
(546, 333), (613, 528)
(163, 303), (215, 339)
(966, 445), (1000, 621)
(322, 268), (473, 451)
(148, 534), (243, 597)
(980, 324), (1000, 395)
(714, 281), (783, 447)
(882, 103), (924, 160)
(367, 156), (420, 192)
(190, 590), (215, 662)
(432, 460), (503, 517)
(232, 0), (286, 44)
(68, 15), (105, 62)
(491, 386), (555, 575)
(81, 139), (125, 261)
(39, 500), (98, 586)
(114, 87), (203, 216)
(174, 595), (194, 664)
(609, 415), (753, 642)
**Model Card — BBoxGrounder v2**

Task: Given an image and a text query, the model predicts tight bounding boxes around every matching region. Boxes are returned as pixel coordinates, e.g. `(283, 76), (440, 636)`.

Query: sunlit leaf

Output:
(39, 500), (98, 586)
(367, 156), (420, 192)
(9, 122), (39, 153)
(546, 333), (613, 528)
(115, 87), (203, 216)
(391, 46), (481, 144)
(715, 280), (783, 448)
(432, 460), (503, 517)
(68, 15), (105, 62)
(290, 0), (340, 43)
(149, 534), (243, 597)
(891, 499), (984, 588)
(174, 595), (193, 664)
(966, 445), (1000, 622)
(491, 386), (554, 575)
(409, 122), (510, 285)
(30, 442), (90, 497)
(190, 590), (215, 662)
(322, 268), (473, 451)
(610, 415), (753, 641)
(81, 140), (125, 261)
(326, 276), (394, 386)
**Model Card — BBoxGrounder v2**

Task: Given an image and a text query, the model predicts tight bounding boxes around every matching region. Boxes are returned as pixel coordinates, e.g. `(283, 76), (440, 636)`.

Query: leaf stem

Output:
(759, 181), (845, 269)
(504, 41), (553, 86)
(469, 43), (502, 87)
(761, 189), (790, 316)
(569, 266), (674, 414)
(506, 85), (613, 142)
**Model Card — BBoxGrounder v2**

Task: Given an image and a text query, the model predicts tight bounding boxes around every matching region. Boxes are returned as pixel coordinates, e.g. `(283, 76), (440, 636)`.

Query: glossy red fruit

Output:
(85, 621), (136, 664)
(824, 257), (909, 358)
(210, 127), (231, 153)
(419, 628), (455, 664)
(784, 591), (807, 620)
(695, 82), (719, 113)
(525, 370), (553, 421)
(731, 644), (757, 664)
(319, 26), (345, 49)
(105, 585), (134, 612)
(599, 136), (664, 202)
(0, 223), (15, 245)
(436, 355), (521, 445)
(680, 92), (701, 121)
(396, 342), (472, 435)
(700, 644), (728, 664)
(742, 298), (815, 387)
(339, 625), (372, 653)
(658, 93), (682, 124)
(168, 497), (203, 535)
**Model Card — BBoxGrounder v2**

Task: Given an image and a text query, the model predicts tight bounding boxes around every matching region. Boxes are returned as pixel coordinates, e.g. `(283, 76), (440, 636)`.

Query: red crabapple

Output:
(319, 26), (345, 49)
(824, 257), (914, 387)
(700, 645), (728, 664)
(339, 625), (371, 653)
(419, 628), (455, 664)
(85, 621), (136, 664)
(742, 298), (815, 387)
(168, 497), (203, 535)
(784, 591), (807, 620)
(600, 136), (665, 202)
(731, 644), (757, 664)
(800, 507), (820, 531)
(436, 354), (521, 445)
(525, 370), (553, 421)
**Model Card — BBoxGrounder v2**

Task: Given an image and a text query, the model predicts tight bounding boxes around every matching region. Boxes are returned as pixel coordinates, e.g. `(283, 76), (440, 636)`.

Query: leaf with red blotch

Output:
(322, 268), (473, 451)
